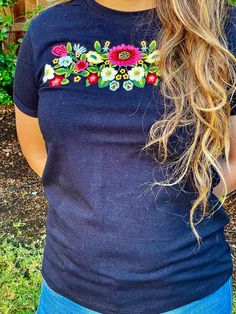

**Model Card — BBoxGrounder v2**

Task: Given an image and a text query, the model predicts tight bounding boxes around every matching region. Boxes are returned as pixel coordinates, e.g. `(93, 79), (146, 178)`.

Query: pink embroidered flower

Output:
(75, 60), (89, 72)
(49, 75), (64, 87)
(51, 45), (68, 57)
(108, 44), (142, 67)
(88, 73), (99, 84)
(146, 73), (159, 85)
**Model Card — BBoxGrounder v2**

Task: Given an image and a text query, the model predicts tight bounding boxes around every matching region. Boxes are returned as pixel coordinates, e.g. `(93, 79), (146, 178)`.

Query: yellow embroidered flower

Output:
(105, 60), (110, 65)
(138, 60), (144, 65)
(105, 41), (110, 46)
(75, 52), (81, 58)
(74, 69), (79, 74)
(53, 58), (59, 64)
(141, 41), (147, 46)
(123, 74), (129, 79)
(115, 74), (122, 80)
(86, 51), (103, 64)
(145, 50), (160, 64)
(74, 76), (81, 83)
(120, 69), (126, 74)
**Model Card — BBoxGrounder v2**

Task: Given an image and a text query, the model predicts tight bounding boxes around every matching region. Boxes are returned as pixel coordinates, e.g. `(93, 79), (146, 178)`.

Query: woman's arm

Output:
(14, 105), (47, 178)
(212, 115), (236, 199)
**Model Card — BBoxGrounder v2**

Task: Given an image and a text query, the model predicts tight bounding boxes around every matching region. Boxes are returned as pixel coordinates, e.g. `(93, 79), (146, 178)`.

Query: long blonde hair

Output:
(34, 0), (236, 245)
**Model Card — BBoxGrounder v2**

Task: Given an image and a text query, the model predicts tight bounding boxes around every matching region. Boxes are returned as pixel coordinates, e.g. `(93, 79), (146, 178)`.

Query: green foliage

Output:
(0, 0), (16, 6)
(0, 1), (18, 105)
(0, 3), (44, 106)
(0, 233), (45, 313)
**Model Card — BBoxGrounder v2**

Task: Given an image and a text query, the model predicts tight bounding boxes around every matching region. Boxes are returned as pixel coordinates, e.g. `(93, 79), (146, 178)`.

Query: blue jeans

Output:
(36, 275), (233, 314)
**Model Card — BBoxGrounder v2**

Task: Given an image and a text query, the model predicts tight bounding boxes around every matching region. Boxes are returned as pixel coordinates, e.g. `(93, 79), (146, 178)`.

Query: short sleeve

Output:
(13, 23), (39, 117)
(225, 5), (236, 116)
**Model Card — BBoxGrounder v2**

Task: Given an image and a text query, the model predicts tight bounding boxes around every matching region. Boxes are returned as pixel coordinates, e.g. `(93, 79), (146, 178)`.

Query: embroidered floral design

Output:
(108, 44), (142, 67)
(75, 60), (89, 72)
(43, 40), (176, 91)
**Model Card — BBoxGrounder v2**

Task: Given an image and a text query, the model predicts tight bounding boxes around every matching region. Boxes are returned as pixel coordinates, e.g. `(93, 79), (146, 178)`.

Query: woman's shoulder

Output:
(28, 0), (86, 33)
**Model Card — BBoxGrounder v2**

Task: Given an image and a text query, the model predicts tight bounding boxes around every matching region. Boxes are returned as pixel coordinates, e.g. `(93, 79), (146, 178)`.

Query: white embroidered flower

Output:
(101, 67), (118, 81)
(43, 64), (54, 83)
(86, 51), (103, 64)
(73, 43), (87, 55)
(128, 66), (145, 81)
(141, 46), (148, 52)
(145, 50), (160, 64)
(102, 46), (110, 52)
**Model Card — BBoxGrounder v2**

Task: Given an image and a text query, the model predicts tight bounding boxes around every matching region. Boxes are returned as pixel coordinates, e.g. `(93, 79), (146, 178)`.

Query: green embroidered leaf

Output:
(70, 62), (75, 71)
(88, 66), (99, 73)
(54, 68), (69, 75)
(143, 63), (148, 71)
(133, 77), (146, 88)
(142, 52), (148, 58)
(148, 66), (158, 73)
(72, 56), (78, 62)
(98, 78), (110, 88)
(65, 71), (72, 78)
(101, 53), (108, 59)
(149, 40), (157, 54)
(80, 53), (87, 61)
(100, 64), (105, 70)
(61, 78), (70, 85)
(66, 42), (72, 53)
(80, 70), (90, 77)
(54, 64), (61, 69)
(94, 41), (102, 53)
(86, 79), (90, 87)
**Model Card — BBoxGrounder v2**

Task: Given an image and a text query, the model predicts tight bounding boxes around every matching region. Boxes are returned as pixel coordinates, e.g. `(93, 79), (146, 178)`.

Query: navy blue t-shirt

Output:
(13, 1), (235, 313)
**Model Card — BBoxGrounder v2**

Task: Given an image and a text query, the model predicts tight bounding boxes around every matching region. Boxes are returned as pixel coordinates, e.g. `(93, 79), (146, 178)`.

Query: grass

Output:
(0, 234), (45, 314)
(0, 232), (235, 313)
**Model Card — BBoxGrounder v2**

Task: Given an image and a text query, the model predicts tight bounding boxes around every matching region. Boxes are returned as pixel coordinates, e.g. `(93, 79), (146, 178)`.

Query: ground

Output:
(0, 107), (47, 244)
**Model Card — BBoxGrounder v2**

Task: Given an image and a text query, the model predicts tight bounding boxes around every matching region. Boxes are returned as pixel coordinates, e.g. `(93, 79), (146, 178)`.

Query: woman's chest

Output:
(35, 25), (166, 144)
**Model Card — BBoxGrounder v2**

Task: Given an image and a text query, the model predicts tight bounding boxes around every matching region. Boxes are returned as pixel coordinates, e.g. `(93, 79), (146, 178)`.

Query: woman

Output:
(13, 0), (236, 313)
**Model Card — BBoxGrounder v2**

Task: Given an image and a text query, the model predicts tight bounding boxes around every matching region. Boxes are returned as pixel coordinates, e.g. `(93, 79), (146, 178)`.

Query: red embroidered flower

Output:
(49, 75), (64, 87)
(108, 44), (142, 67)
(51, 45), (68, 57)
(75, 60), (89, 72)
(88, 73), (99, 84)
(146, 73), (159, 85)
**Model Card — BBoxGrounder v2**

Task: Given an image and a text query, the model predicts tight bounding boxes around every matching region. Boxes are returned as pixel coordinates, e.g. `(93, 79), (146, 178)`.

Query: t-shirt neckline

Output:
(83, 0), (156, 20)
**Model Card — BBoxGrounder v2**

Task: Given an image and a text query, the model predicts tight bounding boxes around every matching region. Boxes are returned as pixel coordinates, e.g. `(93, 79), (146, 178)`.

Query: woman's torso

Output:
(27, 0), (233, 312)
